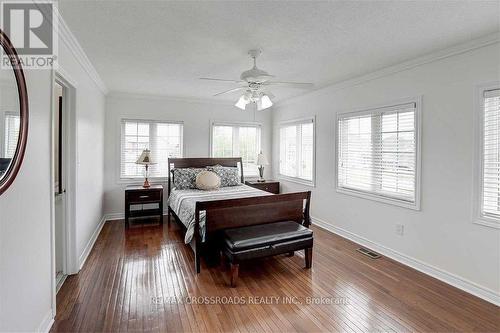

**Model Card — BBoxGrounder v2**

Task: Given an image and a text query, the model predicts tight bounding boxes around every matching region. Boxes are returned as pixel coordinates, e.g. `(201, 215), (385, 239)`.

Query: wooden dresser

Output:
(125, 184), (163, 228)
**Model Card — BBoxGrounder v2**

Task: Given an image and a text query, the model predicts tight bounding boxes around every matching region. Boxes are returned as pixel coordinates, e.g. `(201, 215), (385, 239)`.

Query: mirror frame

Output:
(0, 29), (29, 196)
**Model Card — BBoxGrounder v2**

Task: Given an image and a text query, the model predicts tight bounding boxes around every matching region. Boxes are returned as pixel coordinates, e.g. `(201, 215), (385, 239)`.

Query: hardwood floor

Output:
(51, 218), (499, 332)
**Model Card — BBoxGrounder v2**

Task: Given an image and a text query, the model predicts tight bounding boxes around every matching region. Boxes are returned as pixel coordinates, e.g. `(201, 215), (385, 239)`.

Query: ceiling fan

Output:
(200, 49), (314, 110)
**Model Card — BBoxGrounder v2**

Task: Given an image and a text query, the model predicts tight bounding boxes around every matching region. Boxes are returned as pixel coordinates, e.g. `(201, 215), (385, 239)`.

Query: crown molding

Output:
(107, 91), (236, 106)
(275, 32), (500, 108)
(56, 9), (108, 95)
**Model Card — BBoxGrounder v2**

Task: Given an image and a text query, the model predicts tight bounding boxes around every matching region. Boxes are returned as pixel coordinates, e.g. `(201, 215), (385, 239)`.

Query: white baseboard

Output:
(104, 212), (125, 221)
(78, 215), (107, 270)
(104, 210), (169, 222)
(311, 216), (500, 306)
(37, 309), (54, 333)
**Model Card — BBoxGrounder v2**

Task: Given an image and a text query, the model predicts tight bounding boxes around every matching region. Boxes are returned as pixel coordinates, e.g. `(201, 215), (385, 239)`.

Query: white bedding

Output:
(167, 184), (271, 243)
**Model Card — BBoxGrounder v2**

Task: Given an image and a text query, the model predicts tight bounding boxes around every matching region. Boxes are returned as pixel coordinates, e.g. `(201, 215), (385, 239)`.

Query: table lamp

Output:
(136, 149), (156, 188)
(257, 152), (269, 182)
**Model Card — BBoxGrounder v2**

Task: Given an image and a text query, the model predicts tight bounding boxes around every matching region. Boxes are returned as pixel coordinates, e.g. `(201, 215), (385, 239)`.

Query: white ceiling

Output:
(58, 0), (500, 102)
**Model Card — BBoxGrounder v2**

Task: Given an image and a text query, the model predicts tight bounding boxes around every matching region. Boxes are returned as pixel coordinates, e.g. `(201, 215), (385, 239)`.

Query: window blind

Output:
(337, 102), (417, 204)
(279, 119), (314, 183)
(120, 120), (183, 179)
(4, 113), (20, 158)
(211, 123), (261, 176)
(482, 89), (500, 219)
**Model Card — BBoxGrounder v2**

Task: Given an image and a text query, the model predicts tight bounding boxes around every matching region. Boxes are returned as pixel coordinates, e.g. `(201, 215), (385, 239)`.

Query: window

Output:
(279, 118), (315, 185)
(120, 120), (183, 179)
(337, 100), (420, 209)
(4, 113), (20, 158)
(211, 122), (261, 176)
(475, 86), (500, 226)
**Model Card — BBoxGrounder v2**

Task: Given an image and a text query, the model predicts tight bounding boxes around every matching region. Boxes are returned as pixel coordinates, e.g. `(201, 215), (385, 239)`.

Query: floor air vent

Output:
(356, 247), (381, 259)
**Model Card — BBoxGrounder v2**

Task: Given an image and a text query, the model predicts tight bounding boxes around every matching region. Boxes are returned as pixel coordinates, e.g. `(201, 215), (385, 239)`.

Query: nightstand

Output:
(125, 184), (163, 228)
(244, 180), (280, 194)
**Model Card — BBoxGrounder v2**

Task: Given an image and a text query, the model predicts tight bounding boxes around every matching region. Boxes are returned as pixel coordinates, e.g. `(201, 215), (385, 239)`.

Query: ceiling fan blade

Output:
(213, 87), (246, 96)
(265, 81), (314, 88)
(200, 77), (244, 84)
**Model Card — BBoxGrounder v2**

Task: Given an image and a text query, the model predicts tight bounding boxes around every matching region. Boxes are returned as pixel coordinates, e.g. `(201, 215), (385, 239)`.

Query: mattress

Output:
(167, 184), (271, 244)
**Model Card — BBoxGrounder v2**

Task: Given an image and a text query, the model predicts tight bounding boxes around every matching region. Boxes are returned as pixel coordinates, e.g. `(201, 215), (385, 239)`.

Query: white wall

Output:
(103, 94), (273, 216)
(0, 22), (106, 332)
(0, 69), (53, 331)
(272, 42), (500, 302)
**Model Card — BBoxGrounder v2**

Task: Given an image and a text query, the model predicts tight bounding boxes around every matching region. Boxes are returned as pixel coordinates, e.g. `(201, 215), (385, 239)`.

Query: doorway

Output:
(51, 71), (77, 317)
(53, 81), (66, 292)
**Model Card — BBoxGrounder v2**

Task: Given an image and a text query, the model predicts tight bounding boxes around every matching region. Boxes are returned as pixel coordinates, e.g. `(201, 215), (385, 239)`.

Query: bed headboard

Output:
(167, 157), (244, 195)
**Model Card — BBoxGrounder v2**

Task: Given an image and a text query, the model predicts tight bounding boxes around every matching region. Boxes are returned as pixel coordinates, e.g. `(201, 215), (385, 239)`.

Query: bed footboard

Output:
(193, 191), (311, 273)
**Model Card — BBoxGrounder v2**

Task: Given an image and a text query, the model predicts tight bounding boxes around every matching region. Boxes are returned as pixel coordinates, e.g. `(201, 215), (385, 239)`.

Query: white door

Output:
(54, 81), (66, 292)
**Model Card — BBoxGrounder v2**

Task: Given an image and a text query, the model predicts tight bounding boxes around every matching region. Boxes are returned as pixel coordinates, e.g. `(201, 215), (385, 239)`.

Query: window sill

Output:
(473, 217), (500, 229)
(278, 175), (315, 187)
(336, 187), (420, 211)
(117, 177), (168, 186)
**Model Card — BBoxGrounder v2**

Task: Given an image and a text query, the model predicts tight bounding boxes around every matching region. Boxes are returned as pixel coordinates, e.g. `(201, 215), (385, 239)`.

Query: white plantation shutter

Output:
(481, 89), (500, 220)
(4, 113), (20, 158)
(279, 118), (315, 183)
(337, 102), (418, 206)
(120, 120), (183, 179)
(211, 123), (261, 176)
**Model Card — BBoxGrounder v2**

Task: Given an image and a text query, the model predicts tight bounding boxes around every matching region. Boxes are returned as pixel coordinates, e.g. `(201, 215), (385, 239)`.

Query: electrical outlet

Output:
(396, 224), (404, 236)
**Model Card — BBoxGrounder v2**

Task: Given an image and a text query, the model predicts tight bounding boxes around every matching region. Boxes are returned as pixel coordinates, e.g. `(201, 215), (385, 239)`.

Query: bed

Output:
(168, 184), (271, 244)
(167, 157), (311, 273)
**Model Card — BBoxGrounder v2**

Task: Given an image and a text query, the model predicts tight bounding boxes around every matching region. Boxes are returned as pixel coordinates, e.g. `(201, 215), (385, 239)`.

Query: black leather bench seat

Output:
(222, 221), (314, 287)
(224, 221), (313, 252)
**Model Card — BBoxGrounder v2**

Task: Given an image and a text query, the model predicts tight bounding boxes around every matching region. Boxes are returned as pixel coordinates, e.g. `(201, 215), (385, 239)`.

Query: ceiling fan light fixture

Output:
(235, 94), (249, 110)
(202, 49), (313, 108)
(259, 94), (273, 110)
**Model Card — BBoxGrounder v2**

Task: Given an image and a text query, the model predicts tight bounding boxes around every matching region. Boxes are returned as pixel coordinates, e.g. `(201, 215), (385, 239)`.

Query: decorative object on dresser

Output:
(135, 149), (156, 188)
(124, 184), (163, 228)
(222, 221), (313, 287)
(245, 180), (279, 194)
(256, 152), (269, 182)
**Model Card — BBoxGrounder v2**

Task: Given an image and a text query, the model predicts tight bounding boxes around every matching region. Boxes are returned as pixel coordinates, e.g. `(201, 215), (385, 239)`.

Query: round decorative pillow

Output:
(195, 170), (221, 190)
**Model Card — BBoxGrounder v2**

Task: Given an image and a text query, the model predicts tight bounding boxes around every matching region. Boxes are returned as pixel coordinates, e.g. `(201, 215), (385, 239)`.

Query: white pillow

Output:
(195, 170), (221, 190)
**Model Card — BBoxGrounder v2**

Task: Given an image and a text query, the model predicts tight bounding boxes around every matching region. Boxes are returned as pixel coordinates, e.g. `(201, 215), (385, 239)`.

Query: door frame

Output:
(49, 68), (78, 317)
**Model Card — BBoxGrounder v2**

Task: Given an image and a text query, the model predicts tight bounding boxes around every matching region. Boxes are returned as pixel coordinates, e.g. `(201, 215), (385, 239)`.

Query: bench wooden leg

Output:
(195, 246), (201, 274)
(305, 248), (312, 268)
(230, 263), (239, 287)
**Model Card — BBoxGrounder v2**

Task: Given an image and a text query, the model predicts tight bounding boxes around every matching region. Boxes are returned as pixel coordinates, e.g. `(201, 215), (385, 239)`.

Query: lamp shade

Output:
(136, 149), (155, 165)
(235, 94), (250, 110)
(257, 152), (269, 166)
(260, 94), (273, 109)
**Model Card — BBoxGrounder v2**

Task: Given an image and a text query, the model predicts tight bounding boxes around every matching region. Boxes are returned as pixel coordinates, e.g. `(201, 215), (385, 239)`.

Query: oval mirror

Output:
(0, 30), (29, 196)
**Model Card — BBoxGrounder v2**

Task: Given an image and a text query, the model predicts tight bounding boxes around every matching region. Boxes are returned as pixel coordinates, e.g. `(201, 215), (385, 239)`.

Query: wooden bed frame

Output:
(167, 157), (311, 273)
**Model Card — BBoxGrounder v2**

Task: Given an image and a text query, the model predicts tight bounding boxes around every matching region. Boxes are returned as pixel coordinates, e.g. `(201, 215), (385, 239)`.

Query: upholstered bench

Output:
(222, 221), (314, 287)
